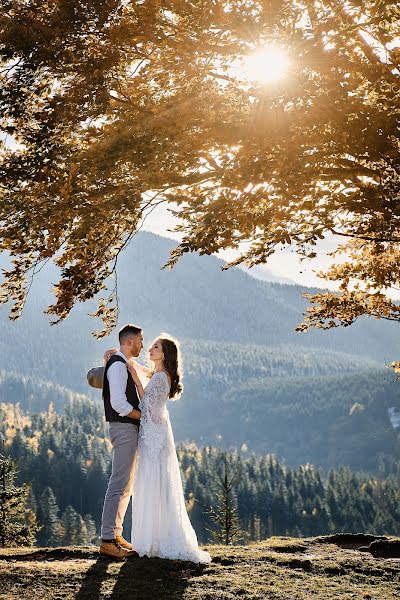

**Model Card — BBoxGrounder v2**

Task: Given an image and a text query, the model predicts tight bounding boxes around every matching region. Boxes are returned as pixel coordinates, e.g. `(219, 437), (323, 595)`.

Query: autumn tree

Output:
(0, 1), (399, 339)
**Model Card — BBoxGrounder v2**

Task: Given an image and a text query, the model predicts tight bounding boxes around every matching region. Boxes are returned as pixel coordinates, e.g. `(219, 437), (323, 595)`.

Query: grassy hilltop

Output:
(1, 535), (399, 599)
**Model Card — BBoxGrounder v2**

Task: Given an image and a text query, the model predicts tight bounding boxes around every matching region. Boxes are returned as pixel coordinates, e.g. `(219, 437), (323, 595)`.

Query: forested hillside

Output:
(2, 342), (399, 473)
(0, 370), (89, 413)
(214, 369), (400, 473)
(2, 401), (399, 546)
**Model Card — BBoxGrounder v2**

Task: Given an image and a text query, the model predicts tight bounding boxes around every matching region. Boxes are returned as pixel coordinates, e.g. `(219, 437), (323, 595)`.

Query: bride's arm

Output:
(126, 363), (145, 399)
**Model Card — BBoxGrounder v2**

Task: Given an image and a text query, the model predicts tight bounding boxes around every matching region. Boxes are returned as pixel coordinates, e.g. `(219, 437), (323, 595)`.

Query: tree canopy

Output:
(0, 0), (399, 336)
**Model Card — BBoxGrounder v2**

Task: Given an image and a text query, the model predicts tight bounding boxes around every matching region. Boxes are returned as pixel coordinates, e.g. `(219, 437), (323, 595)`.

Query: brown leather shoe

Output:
(115, 535), (133, 551)
(99, 540), (135, 559)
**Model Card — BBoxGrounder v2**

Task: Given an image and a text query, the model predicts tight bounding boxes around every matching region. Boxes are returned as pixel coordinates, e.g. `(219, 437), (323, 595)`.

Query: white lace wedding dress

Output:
(131, 370), (211, 563)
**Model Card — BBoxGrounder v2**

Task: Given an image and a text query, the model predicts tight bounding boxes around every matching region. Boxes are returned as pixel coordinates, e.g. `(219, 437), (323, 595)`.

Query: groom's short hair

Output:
(119, 324), (142, 344)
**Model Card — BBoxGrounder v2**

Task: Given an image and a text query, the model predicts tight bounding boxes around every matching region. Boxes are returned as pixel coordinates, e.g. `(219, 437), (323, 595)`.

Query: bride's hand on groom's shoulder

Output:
(103, 348), (118, 365)
(126, 362), (139, 381)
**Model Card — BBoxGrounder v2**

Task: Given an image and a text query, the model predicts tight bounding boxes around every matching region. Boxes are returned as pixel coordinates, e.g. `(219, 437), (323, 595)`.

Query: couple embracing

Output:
(90, 323), (211, 563)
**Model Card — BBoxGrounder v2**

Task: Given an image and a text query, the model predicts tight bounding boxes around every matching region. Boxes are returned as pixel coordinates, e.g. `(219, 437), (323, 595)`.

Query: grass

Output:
(0, 535), (399, 599)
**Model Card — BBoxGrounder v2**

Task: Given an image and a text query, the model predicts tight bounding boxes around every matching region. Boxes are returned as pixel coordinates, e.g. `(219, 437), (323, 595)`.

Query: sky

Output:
(141, 202), (342, 290)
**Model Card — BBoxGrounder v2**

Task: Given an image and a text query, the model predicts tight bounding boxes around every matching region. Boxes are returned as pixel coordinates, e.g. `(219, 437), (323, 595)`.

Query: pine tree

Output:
(37, 487), (64, 547)
(0, 449), (38, 547)
(61, 505), (81, 546)
(83, 514), (97, 545)
(61, 505), (97, 546)
(207, 453), (243, 545)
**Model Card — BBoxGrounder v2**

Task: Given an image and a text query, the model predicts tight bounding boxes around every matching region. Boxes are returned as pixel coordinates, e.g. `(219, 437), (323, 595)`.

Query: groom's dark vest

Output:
(103, 355), (140, 426)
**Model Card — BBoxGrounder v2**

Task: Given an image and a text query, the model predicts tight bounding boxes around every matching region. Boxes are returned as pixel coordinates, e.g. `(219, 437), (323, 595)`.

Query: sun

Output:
(243, 46), (290, 84)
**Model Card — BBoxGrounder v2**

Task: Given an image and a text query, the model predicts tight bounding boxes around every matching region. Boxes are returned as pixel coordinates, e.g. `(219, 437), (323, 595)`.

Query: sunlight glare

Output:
(243, 46), (290, 84)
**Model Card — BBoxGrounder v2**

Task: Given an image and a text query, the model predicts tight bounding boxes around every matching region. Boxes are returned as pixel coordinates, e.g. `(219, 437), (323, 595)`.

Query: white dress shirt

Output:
(107, 352), (134, 417)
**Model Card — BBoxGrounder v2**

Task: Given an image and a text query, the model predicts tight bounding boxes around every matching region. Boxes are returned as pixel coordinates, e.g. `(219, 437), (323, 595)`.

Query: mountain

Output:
(114, 233), (399, 363)
(0, 231), (399, 383)
(1, 231), (400, 474)
(240, 263), (297, 284)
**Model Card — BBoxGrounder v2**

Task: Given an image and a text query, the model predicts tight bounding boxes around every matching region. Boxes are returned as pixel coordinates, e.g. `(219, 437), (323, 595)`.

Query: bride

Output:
(124, 334), (211, 564)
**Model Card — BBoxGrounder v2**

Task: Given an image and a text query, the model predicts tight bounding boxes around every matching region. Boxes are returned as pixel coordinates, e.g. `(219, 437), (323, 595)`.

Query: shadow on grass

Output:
(75, 557), (109, 600)
(75, 555), (206, 600)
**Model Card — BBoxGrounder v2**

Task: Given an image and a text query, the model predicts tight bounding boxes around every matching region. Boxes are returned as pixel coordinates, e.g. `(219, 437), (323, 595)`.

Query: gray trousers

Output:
(101, 422), (139, 540)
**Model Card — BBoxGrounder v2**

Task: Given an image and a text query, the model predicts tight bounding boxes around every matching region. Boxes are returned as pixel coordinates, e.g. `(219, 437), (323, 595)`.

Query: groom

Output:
(100, 323), (144, 559)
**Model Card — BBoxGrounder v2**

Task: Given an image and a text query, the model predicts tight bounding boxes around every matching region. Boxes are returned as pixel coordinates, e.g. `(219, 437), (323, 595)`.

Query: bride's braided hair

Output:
(159, 334), (183, 400)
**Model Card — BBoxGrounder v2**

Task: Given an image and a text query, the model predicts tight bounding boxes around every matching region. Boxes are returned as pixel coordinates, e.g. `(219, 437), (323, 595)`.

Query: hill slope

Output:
(2, 353), (399, 475)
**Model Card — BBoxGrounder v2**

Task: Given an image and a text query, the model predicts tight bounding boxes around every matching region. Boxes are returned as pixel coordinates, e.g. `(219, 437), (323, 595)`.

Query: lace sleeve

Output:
(139, 372), (170, 459)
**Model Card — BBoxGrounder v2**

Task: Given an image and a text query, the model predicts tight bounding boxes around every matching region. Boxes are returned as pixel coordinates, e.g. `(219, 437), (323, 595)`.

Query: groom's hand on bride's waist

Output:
(127, 408), (141, 421)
